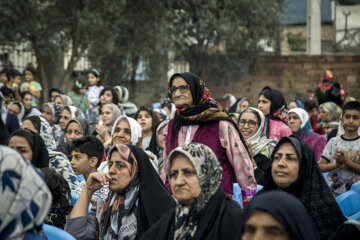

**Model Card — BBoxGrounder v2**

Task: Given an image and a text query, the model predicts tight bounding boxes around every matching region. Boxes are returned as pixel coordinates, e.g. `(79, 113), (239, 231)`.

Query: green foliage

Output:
(0, 0), (284, 104)
(287, 32), (306, 52)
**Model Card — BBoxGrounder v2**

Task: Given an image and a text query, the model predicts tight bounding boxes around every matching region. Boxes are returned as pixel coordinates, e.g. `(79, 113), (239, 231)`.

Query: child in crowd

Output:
(20, 66), (42, 107)
(68, 75), (90, 113)
(71, 136), (109, 202)
(319, 101), (360, 195)
(135, 106), (160, 149)
(87, 69), (103, 108)
(0, 68), (22, 105)
(304, 97), (325, 135)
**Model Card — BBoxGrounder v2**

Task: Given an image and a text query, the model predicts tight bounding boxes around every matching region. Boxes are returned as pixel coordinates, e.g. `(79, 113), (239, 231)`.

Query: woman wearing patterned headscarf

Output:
(142, 143), (243, 239)
(65, 144), (175, 239)
(41, 102), (63, 144)
(161, 72), (256, 206)
(318, 101), (342, 139)
(0, 146), (52, 239)
(315, 70), (346, 106)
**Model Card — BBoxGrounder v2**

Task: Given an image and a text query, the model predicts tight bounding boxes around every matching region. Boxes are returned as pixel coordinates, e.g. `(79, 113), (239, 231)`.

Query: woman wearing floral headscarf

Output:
(258, 86), (292, 141)
(142, 143), (243, 240)
(0, 146), (52, 239)
(315, 70), (346, 106)
(161, 72), (256, 206)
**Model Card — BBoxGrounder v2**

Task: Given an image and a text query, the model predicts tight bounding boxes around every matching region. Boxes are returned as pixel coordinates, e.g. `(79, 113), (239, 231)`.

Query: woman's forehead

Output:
(171, 76), (187, 86)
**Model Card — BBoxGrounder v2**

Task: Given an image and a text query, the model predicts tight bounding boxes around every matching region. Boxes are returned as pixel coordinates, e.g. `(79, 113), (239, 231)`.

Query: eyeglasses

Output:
(169, 85), (190, 94)
(239, 119), (258, 128)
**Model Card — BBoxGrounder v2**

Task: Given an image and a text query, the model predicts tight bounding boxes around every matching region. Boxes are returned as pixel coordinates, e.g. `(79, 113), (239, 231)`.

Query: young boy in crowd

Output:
(319, 101), (360, 195)
(0, 68), (22, 105)
(71, 136), (109, 202)
(20, 66), (42, 107)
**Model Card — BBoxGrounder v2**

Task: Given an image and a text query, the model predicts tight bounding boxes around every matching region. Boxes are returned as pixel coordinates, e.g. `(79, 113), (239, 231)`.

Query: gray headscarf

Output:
(168, 143), (223, 240)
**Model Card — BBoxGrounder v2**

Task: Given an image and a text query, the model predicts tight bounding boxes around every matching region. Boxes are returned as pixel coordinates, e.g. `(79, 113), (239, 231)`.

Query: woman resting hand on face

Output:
(141, 143), (243, 240)
(258, 136), (345, 239)
(65, 144), (175, 239)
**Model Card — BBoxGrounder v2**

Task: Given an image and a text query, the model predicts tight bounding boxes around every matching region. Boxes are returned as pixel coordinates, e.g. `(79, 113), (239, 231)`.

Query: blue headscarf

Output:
(0, 146), (51, 239)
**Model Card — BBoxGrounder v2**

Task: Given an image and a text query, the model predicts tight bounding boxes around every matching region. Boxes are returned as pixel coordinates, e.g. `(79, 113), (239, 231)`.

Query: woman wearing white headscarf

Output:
(0, 146), (52, 239)
(114, 85), (138, 117)
(288, 108), (327, 162)
(98, 116), (143, 173)
(238, 107), (278, 185)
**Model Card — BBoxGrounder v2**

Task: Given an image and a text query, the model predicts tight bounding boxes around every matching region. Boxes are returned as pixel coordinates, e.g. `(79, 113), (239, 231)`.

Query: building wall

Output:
(203, 55), (360, 105)
(281, 25), (335, 54)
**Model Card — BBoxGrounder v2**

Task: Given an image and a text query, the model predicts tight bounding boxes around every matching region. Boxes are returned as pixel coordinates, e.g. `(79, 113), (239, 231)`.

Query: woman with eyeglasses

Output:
(160, 72), (256, 206)
(238, 107), (278, 185)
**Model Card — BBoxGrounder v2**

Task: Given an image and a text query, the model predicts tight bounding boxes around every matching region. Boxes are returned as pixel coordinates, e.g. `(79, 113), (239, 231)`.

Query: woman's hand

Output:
(96, 124), (110, 141)
(245, 141), (254, 158)
(85, 172), (111, 194)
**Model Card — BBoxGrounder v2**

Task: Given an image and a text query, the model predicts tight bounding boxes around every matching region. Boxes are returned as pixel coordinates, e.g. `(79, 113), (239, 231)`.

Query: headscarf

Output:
(168, 143), (223, 240)
(7, 101), (25, 124)
(57, 94), (73, 106)
(316, 70), (346, 106)
(101, 103), (122, 133)
(260, 136), (346, 239)
(169, 72), (249, 154)
(42, 102), (62, 124)
(8, 129), (50, 168)
(30, 131), (50, 168)
(241, 191), (320, 240)
(288, 99), (304, 109)
(39, 116), (57, 151)
(66, 118), (90, 137)
(260, 86), (288, 138)
(261, 86), (288, 122)
(289, 108), (313, 133)
(169, 72), (229, 126)
(288, 108), (328, 162)
(99, 144), (175, 239)
(64, 106), (84, 119)
(318, 102), (342, 129)
(240, 107), (277, 157)
(56, 118), (90, 159)
(318, 70), (334, 91)
(111, 116), (142, 145)
(147, 120), (170, 158)
(229, 97), (250, 113)
(0, 146), (52, 239)
(114, 86), (130, 103)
